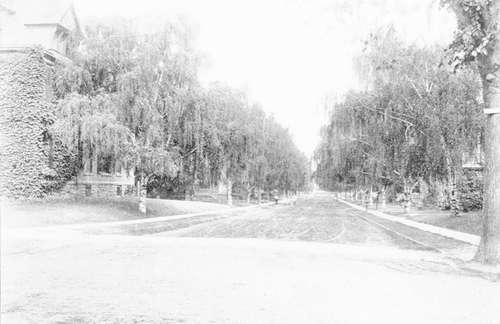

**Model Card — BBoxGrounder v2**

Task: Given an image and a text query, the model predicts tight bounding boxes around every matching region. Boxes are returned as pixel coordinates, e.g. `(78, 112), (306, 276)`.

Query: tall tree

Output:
(315, 29), (482, 212)
(52, 21), (198, 207)
(53, 20), (309, 206)
(441, 0), (500, 264)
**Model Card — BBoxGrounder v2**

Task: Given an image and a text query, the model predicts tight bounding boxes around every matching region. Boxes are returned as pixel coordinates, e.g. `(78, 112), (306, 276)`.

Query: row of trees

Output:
(316, 0), (500, 264)
(52, 21), (309, 202)
(314, 28), (484, 210)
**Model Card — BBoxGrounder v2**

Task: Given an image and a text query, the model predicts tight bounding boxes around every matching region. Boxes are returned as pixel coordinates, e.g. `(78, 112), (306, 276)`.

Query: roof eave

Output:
(24, 22), (71, 32)
(0, 3), (15, 15)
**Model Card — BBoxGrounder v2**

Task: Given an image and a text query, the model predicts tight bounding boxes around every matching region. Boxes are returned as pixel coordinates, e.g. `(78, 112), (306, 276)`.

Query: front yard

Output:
(1, 197), (231, 228)
(344, 198), (482, 235)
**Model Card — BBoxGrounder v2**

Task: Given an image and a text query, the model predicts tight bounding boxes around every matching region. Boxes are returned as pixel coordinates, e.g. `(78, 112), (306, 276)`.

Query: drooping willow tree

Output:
(53, 22), (190, 186)
(314, 28), (483, 207)
(51, 19), (309, 203)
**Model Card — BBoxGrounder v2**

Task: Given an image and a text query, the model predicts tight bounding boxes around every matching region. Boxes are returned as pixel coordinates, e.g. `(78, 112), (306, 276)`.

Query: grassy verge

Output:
(400, 210), (482, 236)
(343, 199), (482, 236)
(1, 196), (230, 228)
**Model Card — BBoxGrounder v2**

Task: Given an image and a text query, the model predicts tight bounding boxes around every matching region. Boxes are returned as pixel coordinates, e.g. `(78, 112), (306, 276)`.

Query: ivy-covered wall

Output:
(0, 49), (74, 198)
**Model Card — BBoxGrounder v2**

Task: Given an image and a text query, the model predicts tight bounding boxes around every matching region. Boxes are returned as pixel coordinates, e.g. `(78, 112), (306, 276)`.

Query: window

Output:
(98, 155), (113, 174)
(85, 185), (92, 196)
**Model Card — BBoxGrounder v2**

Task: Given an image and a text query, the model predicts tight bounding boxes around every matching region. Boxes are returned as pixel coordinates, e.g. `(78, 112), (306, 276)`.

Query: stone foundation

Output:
(61, 182), (135, 198)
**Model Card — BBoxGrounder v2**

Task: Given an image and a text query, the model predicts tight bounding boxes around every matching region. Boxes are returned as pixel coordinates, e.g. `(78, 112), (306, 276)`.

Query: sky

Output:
(73, 0), (457, 157)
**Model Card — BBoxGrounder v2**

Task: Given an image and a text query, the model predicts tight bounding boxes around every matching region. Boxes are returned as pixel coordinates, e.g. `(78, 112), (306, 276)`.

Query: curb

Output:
(457, 262), (500, 281)
(448, 258), (500, 281)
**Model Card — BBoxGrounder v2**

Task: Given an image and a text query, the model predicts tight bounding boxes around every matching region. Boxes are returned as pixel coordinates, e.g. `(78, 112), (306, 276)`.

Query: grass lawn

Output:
(1, 196), (230, 228)
(402, 209), (482, 236)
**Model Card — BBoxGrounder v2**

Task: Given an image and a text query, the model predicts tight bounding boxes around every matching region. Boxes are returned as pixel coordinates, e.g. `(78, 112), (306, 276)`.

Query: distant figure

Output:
(272, 190), (279, 204)
(374, 191), (380, 210)
(364, 189), (370, 211)
(399, 191), (411, 213)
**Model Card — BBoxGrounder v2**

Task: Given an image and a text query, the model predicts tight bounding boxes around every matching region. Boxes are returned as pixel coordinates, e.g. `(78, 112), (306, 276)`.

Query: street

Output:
(2, 2), (499, 323)
(1, 193), (498, 323)
(159, 192), (474, 254)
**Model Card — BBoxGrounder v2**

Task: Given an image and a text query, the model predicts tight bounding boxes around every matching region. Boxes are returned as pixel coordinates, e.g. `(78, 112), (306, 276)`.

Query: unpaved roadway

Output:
(158, 193), (473, 254)
(1, 193), (498, 324)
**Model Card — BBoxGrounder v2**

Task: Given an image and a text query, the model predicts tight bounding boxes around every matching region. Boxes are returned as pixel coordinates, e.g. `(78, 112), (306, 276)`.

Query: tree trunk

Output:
(475, 0), (500, 265)
(227, 178), (233, 206)
(369, 185), (374, 207)
(381, 189), (386, 209)
(403, 179), (411, 214)
(439, 132), (458, 215)
(139, 172), (147, 214)
(477, 114), (500, 264)
(257, 187), (262, 205)
(246, 182), (252, 204)
(92, 152), (98, 174)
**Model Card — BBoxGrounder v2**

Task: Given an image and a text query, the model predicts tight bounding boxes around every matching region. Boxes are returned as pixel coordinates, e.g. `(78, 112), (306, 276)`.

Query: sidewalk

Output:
(337, 197), (480, 246)
(336, 197), (500, 280)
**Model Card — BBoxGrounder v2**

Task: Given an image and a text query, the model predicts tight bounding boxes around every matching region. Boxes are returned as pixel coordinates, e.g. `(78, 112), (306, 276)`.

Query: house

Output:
(68, 155), (136, 198)
(0, 0), (134, 198)
(0, 0), (83, 63)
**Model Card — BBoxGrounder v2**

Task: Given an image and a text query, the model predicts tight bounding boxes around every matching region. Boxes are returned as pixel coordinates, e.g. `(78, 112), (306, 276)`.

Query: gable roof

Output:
(2, 0), (82, 33)
(0, 3), (15, 14)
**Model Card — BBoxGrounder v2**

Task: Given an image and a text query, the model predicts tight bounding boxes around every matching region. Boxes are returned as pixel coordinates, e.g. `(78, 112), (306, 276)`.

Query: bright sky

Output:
(74, 0), (456, 157)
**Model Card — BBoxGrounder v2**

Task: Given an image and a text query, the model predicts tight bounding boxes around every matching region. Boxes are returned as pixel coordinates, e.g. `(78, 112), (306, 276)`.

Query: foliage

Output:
(52, 20), (309, 198)
(314, 29), (484, 209)
(0, 49), (76, 198)
(440, 0), (496, 70)
(458, 171), (484, 211)
(443, 0), (500, 265)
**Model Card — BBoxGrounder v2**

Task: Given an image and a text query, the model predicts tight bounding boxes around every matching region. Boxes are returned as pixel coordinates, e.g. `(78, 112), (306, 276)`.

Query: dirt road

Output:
(1, 193), (498, 323)
(160, 193), (474, 254)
